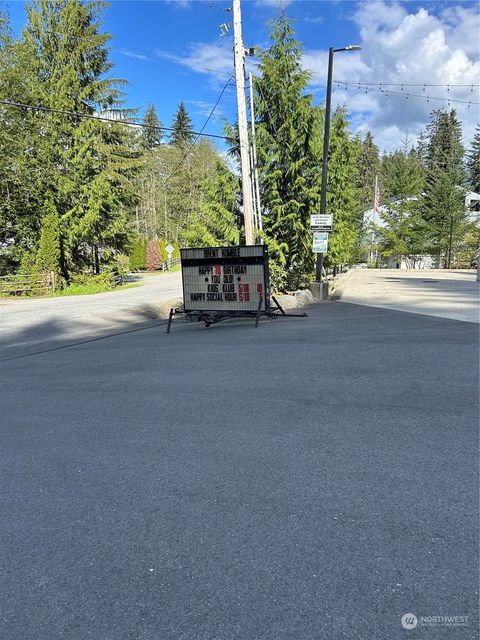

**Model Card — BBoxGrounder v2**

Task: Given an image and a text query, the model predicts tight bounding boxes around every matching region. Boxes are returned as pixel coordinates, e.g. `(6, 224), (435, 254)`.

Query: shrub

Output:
(129, 237), (147, 271)
(146, 239), (161, 271)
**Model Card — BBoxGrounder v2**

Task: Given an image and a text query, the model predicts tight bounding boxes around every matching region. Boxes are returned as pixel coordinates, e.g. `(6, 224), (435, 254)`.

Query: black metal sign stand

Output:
(166, 295), (307, 333)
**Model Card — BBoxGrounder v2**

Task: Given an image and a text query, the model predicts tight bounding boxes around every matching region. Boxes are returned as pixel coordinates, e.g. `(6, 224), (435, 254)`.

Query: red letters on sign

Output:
(214, 265), (222, 275)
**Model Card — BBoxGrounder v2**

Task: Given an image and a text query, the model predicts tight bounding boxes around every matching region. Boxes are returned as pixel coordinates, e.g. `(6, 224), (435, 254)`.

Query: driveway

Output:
(337, 269), (479, 323)
(0, 271), (182, 356)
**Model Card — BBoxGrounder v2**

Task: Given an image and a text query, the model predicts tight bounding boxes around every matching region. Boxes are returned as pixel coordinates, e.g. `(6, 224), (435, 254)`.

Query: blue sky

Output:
(4, 0), (480, 152)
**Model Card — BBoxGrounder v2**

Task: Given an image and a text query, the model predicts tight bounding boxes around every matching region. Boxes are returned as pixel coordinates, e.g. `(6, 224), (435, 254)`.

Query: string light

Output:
(332, 80), (480, 106)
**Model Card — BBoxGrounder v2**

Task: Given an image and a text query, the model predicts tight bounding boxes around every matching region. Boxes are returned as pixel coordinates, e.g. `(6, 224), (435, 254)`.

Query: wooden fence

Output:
(0, 271), (55, 297)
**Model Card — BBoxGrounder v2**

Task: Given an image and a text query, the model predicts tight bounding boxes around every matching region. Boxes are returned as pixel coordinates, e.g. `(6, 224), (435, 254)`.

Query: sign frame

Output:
(310, 214), (333, 232)
(180, 245), (271, 315)
(313, 232), (329, 253)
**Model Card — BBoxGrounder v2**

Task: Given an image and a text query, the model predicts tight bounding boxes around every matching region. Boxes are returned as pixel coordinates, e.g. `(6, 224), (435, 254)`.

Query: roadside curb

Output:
(329, 267), (357, 300)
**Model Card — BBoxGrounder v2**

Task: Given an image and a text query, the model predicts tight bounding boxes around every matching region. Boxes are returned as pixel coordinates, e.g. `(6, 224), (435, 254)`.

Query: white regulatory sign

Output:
(310, 214), (333, 230)
(313, 232), (329, 253)
(165, 243), (175, 255)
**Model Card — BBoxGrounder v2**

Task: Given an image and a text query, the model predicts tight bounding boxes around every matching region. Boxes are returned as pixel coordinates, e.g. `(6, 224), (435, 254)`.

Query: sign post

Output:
(165, 243), (174, 270)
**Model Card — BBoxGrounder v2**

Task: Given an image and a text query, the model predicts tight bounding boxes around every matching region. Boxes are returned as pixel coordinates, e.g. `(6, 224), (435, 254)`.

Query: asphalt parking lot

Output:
(1, 301), (478, 639)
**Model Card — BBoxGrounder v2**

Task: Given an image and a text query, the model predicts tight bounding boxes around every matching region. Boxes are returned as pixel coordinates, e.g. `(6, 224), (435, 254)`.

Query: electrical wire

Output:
(0, 99), (229, 141)
(162, 76), (233, 186)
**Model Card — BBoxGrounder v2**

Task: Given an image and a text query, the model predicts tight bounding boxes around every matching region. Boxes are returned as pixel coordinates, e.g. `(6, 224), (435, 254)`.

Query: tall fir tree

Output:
(355, 131), (380, 211)
(19, 0), (138, 280)
(140, 103), (163, 149)
(466, 124), (480, 194)
(171, 101), (193, 146)
(33, 190), (61, 282)
(255, 13), (322, 288)
(324, 107), (359, 270)
(422, 109), (467, 266)
(182, 158), (240, 247)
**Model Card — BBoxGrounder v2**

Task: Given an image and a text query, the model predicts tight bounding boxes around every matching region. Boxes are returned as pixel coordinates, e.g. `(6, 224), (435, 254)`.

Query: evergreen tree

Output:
(355, 131), (380, 211)
(171, 101), (193, 146)
(140, 103), (163, 149)
(324, 108), (359, 270)
(422, 109), (467, 266)
(20, 0), (139, 280)
(129, 236), (147, 271)
(426, 109), (464, 172)
(255, 14), (322, 288)
(381, 147), (423, 199)
(33, 191), (61, 283)
(182, 159), (240, 246)
(466, 124), (480, 193)
(373, 145), (426, 267)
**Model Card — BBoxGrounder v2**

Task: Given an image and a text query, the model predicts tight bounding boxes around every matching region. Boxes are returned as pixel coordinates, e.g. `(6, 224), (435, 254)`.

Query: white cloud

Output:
(155, 41), (233, 80)
(118, 49), (150, 61)
(165, 0), (192, 10)
(304, 15), (324, 25)
(305, 2), (480, 152)
(254, 0), (292, 8)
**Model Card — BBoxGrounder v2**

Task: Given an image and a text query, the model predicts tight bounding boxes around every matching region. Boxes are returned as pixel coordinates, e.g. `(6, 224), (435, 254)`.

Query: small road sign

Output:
(165, 244), (175, 255)
(310, 214), (333, 232)
(313, 232), (329, 253)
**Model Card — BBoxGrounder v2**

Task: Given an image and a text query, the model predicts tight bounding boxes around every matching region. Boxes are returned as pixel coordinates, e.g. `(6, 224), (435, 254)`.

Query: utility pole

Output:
(249, 71), (263, 235)
(233, 0), (254, 245)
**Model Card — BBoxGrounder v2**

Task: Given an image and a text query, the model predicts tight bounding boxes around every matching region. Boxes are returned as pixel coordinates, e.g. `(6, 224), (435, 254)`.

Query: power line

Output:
(162, 76), (233, 186)
(0, 99), (229, 141)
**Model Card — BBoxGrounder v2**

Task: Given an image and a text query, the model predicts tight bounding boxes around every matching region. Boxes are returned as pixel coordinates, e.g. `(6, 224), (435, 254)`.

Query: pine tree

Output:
(466, 125), (480, 193)
(140, 103), (163, 149)
(324, 107), (359, 270)
(422, 109), (467, 267)
(129, 236), (147, 271)
(355, 131), (380, 211)
(33, 191), (61, 284)
(426, 109), (464, 172)
(255, 14), (322, 288)
(20, 0), (139, 280)
(182, 159), (240, 247)
(171, 101), (193, 146)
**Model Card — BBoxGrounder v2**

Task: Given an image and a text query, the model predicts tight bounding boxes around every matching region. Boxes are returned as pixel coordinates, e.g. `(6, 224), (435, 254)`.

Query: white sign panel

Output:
(310, 214), (333, 230)
(313, 232), (329, 253)
(165, 243), (175, 255)
(181, 245), (269, 312)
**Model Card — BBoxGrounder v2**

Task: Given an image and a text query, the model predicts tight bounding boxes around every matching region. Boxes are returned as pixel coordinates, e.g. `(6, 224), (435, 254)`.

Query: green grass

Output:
(54, 282), (142, 297)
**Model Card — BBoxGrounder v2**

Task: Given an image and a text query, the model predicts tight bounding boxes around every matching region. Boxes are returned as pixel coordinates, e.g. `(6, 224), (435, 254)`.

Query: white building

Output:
(362, 190), (480, 269)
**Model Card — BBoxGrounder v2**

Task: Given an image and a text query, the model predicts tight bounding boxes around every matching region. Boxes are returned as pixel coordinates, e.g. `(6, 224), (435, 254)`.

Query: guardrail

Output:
(0, 271), (55, 296)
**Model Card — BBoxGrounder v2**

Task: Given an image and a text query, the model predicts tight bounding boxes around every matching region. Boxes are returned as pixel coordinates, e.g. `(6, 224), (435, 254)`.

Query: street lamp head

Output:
(345, 44), (361, 51)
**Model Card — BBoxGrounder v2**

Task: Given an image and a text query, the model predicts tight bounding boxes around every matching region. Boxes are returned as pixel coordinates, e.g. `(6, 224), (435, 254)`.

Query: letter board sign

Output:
(181, 245), (270, 313)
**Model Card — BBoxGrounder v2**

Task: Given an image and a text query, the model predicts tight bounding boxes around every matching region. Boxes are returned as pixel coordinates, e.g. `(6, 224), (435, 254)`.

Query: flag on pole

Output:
(373, 175), (380, 213)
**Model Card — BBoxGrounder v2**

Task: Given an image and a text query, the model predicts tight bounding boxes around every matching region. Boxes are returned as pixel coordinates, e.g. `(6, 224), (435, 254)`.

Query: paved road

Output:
(1, 302), (478, 639)
(338, 268), (479, 323)
(0, 271), (182, 357)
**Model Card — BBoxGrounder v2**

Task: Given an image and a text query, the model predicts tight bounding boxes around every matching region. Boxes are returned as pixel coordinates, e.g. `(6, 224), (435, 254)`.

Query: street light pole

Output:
(316, 45), (361, 285)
